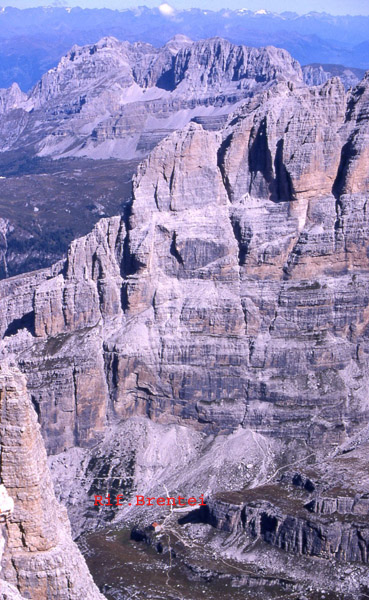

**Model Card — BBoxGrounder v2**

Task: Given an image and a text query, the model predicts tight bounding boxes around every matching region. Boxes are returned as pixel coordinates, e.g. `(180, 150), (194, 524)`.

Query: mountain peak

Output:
(165, 34), (193, 51)
(158, 3), (175, 17)
(168, 34), (193, 44)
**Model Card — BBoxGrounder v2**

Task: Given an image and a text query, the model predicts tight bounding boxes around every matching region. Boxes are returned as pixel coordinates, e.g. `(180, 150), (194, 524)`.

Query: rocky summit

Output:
(0, 38), (369, 599)
(0, 36), (305, 281)
(0, 36), (364, 282)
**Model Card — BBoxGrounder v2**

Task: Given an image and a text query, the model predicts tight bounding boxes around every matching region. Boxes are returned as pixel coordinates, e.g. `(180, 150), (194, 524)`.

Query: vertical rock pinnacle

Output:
(0, 365), (104, 600)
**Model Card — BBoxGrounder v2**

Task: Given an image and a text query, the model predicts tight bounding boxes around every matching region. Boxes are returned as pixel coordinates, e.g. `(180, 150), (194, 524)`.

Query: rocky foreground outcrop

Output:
(203, 474), (369, 564)
(0, 484), (25, 600)
(0, 59), (369, 595)
(0, 365), (104, 600)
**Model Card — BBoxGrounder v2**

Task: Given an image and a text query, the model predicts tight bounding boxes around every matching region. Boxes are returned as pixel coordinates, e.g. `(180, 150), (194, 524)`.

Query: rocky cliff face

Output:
(2, 73), (369, 451)
(0, 84), (26, 116)
(302, 63), (365, 90)
(0, 59), (369, 596)
(0, 365), (104, 600)
(0, 37), (362, 165)
(0, 36), (307, 281)
(203, 468), (369, 564)
(0, 37), (363, 285)
(0, 219), (9, 279)
(0, 36), (303, 160)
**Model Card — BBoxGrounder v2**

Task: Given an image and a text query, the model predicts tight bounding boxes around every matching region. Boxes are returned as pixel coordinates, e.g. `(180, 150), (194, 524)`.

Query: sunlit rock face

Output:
(1, 71), (369, 454)
(0, 59), (369, 598)
(0, 365), (104, 600)
(0, 483), (23, 600)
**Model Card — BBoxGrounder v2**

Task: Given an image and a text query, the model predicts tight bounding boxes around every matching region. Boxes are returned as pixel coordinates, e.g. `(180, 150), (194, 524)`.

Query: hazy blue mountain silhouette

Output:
(0, 6), (368, 91)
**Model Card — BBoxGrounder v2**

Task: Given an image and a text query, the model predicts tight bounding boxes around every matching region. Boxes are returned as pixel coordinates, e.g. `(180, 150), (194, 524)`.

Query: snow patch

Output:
(158, 3), (175, 17)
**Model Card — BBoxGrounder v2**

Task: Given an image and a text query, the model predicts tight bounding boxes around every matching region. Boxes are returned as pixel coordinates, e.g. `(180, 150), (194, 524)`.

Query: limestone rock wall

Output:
(0, 365), (104, 600)
(0, 36), (304, 159)
(204, 487), (369, 563)
(0, 72), (369, 461)
(302, 64), (364, 91)
(0, 84), (26, 115)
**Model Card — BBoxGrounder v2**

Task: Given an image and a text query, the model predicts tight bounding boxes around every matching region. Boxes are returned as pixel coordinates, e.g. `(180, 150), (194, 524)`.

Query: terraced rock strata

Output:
(0, 53), (369, 598)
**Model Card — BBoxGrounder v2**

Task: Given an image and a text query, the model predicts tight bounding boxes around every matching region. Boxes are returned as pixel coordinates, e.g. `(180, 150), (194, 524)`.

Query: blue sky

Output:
(3, 0), (369, 15)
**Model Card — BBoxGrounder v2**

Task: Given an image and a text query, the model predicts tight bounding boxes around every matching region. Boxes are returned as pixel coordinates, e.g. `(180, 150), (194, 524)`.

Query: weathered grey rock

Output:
(0, 36), (304, 159)
(204, 486), (369, 563)
(1, 71), (369, 455)
(0, 483), (26, 600)
(0, 219), (9, 279)
(305, 495), (369, 516)
(0, 53), (369, 596)
(0, 84), (26, 115)
(303, 63), (365, 91)
(0, 580), (26, 600)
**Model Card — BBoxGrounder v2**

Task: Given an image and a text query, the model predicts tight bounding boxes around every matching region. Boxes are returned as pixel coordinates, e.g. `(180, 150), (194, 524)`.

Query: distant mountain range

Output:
(0, 36), (305, 161)
(0, 5), (368, 91)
